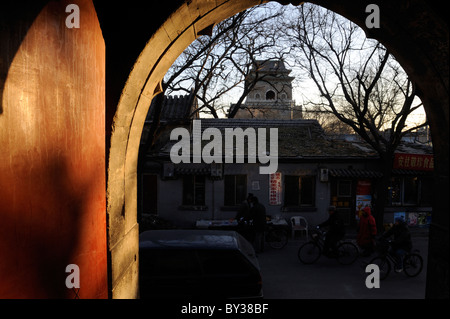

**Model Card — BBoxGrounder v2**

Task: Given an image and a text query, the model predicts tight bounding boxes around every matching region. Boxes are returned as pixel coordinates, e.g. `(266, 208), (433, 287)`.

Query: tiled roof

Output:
(329, 169), (383, 178)
(253, 59), (291, 74)
(146, 92), (197, 122)
(156, 118), (379, 159)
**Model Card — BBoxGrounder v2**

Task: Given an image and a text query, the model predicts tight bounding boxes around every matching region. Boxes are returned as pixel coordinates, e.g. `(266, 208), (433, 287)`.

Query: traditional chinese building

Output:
(139, 113), (433, 230)
(230, 60), (302, 120)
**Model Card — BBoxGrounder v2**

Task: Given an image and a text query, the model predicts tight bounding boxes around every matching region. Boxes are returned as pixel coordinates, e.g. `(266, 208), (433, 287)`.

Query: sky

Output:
(166, 2), (428, 127)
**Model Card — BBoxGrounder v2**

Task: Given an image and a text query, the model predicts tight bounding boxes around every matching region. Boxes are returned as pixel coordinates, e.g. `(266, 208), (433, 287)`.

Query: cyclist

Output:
(318, 206), (345, 257)
(381, 217), (412, 272)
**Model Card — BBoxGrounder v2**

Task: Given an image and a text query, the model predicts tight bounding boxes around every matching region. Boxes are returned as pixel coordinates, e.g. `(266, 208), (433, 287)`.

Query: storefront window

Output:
(388, 176), (431, 206)
(284, 175), (315, 207)
(420, 177), (433, 205)
(337, 180), (352, 197)
(403, 177), (419, 205)
(183, 175), (205, 206)
(389, 177), (402, 206)
(224, 175), (247, 206)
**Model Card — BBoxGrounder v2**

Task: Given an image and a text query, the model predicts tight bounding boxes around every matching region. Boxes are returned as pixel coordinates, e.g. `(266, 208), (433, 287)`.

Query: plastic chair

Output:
(291, 216), (308, 239)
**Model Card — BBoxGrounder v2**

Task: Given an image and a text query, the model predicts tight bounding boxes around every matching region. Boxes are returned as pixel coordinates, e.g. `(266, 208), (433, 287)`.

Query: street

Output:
(257, 231), (428, 299)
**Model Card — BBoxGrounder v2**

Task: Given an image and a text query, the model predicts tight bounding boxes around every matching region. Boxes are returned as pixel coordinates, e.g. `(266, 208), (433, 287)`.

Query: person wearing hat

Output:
(381, 216), (412, 272)
(357, 206), (377, 256)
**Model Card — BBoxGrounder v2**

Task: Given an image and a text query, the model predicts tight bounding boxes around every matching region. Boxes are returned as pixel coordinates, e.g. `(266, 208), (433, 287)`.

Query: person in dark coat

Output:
(235, 193), (254, 223)
(318, 206), (345, 256)
(235, 193), (254, 242)
(381, 217), (412, 272)
(357, 206), (377, 256)
(249, 196), (267, 253)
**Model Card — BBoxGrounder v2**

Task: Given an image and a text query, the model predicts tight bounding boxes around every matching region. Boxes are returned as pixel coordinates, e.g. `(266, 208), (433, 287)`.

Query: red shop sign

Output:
(393, 153), (434, 171)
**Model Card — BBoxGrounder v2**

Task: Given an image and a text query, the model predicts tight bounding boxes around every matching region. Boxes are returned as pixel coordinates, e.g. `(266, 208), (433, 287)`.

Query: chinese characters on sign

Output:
(393, 153), (434, 171)
(269, 172), (282, 205)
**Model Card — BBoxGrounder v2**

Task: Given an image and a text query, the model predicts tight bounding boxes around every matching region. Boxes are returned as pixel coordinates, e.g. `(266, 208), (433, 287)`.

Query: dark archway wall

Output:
(0, 0), (107, 298)
(99, 0), (448, 299)
(0, 0), (447, 299)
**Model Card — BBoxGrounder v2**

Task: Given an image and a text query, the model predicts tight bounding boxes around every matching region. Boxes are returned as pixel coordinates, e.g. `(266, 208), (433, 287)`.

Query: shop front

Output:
(329, 169), (382, 227)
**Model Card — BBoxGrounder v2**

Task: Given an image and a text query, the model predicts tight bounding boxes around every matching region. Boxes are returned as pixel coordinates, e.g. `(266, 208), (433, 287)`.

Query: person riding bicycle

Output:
(381, 216), (412, 272)
(318, 206), (345, 257)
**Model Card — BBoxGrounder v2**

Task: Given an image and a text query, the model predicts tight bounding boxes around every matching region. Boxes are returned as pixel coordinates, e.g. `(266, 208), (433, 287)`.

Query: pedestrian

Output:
(381, 216), (412, 272)
(318, 206), (345, 257)
(249, 196), (267, 253)
(235, 193), (253, 224)
(357, 206), (377, 256)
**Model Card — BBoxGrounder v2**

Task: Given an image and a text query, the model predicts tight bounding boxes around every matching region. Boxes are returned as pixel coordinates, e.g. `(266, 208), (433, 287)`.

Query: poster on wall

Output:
(408, 212), (432, 227)
(394, 212), (406, 223)
(355, 180), (372, 219)
(408, 213), (419, 226)
(356, 195), (372, 219)
(269, 172), (282, 205)
(418, 212), (432, 227)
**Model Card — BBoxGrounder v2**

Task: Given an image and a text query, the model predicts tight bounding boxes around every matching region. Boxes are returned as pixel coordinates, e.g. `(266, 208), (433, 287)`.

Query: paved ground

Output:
(257, 230), (428, 299)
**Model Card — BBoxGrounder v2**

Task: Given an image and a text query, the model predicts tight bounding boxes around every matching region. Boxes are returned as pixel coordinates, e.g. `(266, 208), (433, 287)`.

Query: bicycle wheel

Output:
(298, 242), (321, 264)
(403, 253), (423, 277)
(369, 256), (391, 280)
(267, 229), (288, 249)
(336, 242), (359, 265)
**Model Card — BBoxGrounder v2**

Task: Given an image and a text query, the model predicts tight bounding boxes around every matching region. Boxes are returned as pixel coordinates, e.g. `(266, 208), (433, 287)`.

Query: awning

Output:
(174, 164), (211, 175)
(391, 169), (433, 176)
(329, 169), (383, 179)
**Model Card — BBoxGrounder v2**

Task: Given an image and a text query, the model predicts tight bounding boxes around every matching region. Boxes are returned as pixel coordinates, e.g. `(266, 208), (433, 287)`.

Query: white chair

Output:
(291, 216), (308, 240)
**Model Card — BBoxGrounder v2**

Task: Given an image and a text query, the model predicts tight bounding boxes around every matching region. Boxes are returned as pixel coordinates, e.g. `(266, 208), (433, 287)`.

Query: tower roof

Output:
(252, 59), (292, 75)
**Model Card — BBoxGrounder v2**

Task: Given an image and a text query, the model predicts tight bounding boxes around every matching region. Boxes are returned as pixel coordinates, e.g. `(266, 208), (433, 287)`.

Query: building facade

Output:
(140, 117), (433, 230)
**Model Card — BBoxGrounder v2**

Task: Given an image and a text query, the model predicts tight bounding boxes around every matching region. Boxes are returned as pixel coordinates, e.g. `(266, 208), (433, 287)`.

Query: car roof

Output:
(139, 229), (242, 250)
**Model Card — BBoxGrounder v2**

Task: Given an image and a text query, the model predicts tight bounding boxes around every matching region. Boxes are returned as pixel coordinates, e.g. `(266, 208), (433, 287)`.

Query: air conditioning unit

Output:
(210, 163), (223, 178)
(320, 168), (329, 182)
(162, 163), (175, 179)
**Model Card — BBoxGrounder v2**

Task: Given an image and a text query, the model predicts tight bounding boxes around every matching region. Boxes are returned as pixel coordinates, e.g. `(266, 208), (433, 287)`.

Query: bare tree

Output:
(283, 4), (428, 228)
(165, 3), (288, 118)
(144, 3), (429, 227)
(141, 4), (288, 163)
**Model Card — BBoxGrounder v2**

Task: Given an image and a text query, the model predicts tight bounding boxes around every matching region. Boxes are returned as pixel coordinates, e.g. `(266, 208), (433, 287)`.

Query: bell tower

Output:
(233, 60), (302, 119)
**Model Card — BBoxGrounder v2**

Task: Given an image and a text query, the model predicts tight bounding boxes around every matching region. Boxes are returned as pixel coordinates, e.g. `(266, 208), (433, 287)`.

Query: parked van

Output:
(139, 229), (263, 299)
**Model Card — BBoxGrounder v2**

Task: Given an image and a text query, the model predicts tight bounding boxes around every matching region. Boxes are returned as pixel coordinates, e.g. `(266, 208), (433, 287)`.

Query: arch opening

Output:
(106, 0), (448, 299)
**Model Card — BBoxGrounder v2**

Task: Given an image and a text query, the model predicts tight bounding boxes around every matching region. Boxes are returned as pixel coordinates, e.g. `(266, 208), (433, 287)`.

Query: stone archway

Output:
(105, 0), (448, 298)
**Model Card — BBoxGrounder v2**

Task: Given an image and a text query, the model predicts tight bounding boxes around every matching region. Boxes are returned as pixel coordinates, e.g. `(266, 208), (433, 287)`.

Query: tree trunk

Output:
(373, 153), (394, 232)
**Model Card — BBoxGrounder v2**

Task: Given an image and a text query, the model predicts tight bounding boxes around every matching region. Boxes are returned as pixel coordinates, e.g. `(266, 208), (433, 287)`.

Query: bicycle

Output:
(236, 220), (288, 250)
(297, 227), (359, 265)
(369, 238), (423, 280)
(265, 223), (289, 249)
